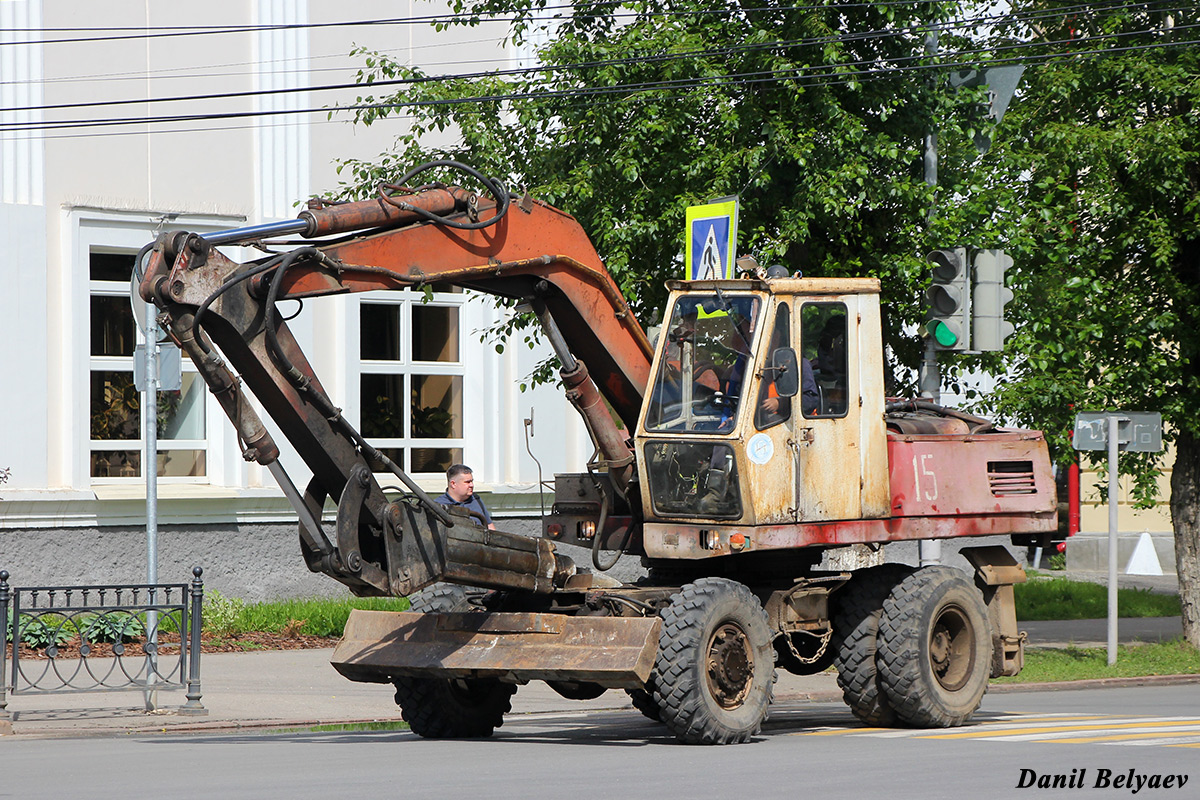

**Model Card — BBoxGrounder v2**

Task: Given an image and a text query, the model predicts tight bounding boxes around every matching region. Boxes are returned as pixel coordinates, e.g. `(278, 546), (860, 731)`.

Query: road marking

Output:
(801, 727), (890, 736)
(791, 713), (1200, 749)
(793, 712), (1109, 738)
(919, 719), (1200, 740)
(1047, 731), (1200, 745)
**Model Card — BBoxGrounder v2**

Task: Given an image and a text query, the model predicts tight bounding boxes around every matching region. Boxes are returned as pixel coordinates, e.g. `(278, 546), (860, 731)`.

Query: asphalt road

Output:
(2, 684), (1196, 800)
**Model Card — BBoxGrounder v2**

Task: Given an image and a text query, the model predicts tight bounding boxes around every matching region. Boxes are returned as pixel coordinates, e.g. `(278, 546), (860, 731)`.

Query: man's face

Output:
(447, 472), (475, 503)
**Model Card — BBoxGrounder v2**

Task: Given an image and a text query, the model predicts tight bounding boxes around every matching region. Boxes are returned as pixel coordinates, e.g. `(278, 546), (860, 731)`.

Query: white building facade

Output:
(0, 1), (599, 599)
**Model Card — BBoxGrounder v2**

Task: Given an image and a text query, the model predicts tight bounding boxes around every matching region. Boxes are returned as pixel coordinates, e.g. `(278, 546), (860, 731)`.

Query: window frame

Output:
(357, 289), (467, 478)
(87, 247), (208, 484)
(68, 209), (243, 490)
(800, 300), (851, 420)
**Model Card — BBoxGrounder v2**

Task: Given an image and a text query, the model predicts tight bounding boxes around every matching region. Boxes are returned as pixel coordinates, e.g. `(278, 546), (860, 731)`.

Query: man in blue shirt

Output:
(435, 464), (495, 529)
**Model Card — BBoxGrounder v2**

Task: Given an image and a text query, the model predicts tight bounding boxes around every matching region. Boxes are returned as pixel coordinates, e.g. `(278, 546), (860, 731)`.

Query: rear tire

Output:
(652, 578), (775, 744)
(392, 584), (517, 738)
(876, 567), (991, 728)
(626, 687), (662, 722)
(831, 563), (914, 726)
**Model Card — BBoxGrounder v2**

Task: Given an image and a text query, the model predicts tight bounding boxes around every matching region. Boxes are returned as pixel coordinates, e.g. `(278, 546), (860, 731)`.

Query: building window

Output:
(359, 288), (465, 476)
(89, 250), (207, 479)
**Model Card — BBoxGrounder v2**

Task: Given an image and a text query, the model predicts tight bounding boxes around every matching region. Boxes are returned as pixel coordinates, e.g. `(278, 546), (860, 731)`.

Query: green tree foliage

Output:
(966, 3), (1197, 476)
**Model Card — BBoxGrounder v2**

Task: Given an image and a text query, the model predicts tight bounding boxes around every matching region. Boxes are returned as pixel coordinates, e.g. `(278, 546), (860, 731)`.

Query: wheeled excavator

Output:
(138, 161), (1055, 744)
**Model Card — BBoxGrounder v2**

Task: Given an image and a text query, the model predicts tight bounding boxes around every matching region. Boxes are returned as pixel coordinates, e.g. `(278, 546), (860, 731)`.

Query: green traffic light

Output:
(927, 320), (959, 347)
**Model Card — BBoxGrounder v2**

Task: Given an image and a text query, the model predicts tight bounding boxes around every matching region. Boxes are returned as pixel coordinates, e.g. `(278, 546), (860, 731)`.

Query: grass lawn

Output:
(995, 640), (1200, 684)
(214, 595), (410, 638)
(1015, 574), (1181, 620)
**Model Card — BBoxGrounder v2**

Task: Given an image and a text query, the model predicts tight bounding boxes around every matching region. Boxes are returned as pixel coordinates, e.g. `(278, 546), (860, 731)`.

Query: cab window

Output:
(754, 303), (794, 430)
(802, 303), (848, 418)
(645, 294), (761, 433)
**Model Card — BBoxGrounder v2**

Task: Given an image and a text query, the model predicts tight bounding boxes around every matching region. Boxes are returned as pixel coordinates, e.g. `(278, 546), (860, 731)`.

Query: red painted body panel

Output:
(886, 430), (1056, 518)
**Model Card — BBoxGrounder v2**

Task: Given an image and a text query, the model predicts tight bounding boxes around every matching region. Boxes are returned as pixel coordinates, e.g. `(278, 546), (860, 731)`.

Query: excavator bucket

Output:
(331, 609), (663, 689)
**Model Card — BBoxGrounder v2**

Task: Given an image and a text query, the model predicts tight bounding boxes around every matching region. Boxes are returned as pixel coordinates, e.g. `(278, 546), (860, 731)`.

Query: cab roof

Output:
(667, 277), (881, 296)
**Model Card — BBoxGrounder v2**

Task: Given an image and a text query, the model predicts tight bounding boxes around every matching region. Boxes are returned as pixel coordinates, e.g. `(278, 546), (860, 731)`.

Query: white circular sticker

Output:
(747, 433), (774, 465)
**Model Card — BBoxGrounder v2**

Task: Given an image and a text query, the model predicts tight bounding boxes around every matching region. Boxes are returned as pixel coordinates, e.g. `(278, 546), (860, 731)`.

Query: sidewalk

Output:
(2, 647), (839, 738)
(2, 615), (1193, 739)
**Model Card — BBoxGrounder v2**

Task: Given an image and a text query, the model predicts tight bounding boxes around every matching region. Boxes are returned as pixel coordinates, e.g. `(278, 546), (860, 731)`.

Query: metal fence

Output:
(1, 567), (205, 717)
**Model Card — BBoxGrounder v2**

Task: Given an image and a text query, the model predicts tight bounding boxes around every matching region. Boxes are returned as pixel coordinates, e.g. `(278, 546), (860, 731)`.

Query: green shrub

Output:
(82, 612), (145, 643)
(18, 616), (75, 650)
(203, 590), (247, 636)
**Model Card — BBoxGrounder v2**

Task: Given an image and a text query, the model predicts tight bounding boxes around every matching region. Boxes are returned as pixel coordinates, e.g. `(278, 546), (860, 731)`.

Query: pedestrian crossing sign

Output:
(685, 196), (739, 280)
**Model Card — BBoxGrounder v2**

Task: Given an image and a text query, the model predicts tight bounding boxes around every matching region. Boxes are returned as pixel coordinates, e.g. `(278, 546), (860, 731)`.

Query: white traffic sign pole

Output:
(1073, 410), (1162, 668)
(143, 300), (160, 709)
(1107, 415), (1120, 666)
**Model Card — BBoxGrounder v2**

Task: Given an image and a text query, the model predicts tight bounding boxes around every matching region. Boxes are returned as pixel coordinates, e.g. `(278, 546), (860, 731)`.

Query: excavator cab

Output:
(636, 277), (891, 549)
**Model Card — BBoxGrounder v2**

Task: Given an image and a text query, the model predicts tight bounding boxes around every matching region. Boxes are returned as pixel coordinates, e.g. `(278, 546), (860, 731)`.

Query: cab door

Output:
(742, 299), (798, 525)
(793, 297), (863, 522)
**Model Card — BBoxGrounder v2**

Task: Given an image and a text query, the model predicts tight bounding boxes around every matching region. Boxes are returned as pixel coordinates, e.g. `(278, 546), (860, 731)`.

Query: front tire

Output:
(392, 584), (517, 738)
(876, 567), (991, 728)
(652, 578), (775, 744)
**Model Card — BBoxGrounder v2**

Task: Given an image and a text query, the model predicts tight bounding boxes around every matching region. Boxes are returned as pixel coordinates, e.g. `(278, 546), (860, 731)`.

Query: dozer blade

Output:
(331, 609), (662, 689)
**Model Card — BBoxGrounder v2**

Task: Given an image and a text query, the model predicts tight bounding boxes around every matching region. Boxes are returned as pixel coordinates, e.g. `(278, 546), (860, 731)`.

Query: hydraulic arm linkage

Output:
(138, 164), (654, 598)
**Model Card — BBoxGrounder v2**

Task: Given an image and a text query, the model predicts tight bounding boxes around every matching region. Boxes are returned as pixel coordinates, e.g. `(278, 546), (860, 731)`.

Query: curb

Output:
(4, 716), (409, 740)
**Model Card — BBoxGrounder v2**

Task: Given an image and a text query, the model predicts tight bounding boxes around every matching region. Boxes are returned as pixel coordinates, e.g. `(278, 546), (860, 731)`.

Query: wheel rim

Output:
(705, 621), (754, 709)
(928, 603), (975, 692)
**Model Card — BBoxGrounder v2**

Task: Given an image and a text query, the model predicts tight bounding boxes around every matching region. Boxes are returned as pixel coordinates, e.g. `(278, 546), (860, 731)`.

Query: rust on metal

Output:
(961, 545), (1028, 677)
(643, 505), (1056, 558)
(299, 187), (468, 237)
(331, 610), (662, 688)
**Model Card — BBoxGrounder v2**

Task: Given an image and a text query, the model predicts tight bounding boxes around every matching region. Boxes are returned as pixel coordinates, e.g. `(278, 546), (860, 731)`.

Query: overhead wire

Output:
(0, 3), (1190, 143)
(2, 0), (1179, 110)
(0, 0), (1178, 93)
(0, 1), (1048, 44)
(2, 22), (1195, 137)
(2, 11), (1190, 126)
(0, 0), (1138, 92)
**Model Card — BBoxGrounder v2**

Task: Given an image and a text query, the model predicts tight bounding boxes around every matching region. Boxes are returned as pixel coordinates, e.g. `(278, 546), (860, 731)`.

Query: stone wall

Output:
(0, 518), (647, 602)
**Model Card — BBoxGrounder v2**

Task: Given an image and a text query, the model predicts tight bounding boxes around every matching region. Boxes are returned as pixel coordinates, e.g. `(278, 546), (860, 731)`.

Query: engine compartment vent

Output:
(988, 460), (1036, 496)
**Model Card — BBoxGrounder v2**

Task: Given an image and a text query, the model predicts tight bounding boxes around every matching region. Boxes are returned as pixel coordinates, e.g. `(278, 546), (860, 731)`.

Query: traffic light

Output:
(972, 249), (1015, 351)
(925, 247), (970, 351)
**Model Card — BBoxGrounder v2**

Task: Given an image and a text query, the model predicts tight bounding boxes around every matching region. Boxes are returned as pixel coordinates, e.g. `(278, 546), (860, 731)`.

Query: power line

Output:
(2, 4), (1189, 118)
(4, 28), (1193, 145)
(0, 2), (991, 42)
(3, 32), (1195, 137)
(0, 10), (509, 48)
(0, 0), (1171, 46)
